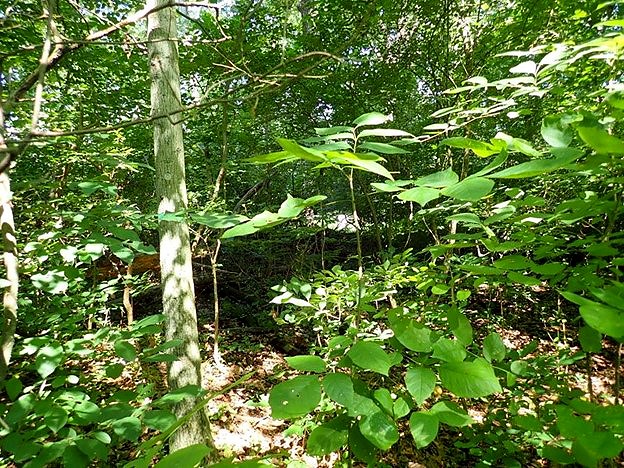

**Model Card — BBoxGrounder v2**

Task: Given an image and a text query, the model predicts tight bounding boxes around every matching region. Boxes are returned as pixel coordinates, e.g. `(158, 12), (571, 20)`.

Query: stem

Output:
(615, 342), (621, 405)
(211, 239), (222, 365)
(347, 168), (363, 329)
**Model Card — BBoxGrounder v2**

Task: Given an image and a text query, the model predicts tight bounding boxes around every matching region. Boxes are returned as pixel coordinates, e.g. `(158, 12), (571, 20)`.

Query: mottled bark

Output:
(146, 0), (214, 453)
(0, 172), (18, 384)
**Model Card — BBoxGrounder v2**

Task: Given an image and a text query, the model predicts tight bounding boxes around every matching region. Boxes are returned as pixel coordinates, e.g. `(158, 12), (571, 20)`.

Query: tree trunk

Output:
(146, 0), (214, 453)
(0, 172), (18, 384)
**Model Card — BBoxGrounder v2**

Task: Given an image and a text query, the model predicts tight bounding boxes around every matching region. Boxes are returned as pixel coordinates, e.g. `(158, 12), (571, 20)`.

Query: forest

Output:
(1, 0), (623, 466)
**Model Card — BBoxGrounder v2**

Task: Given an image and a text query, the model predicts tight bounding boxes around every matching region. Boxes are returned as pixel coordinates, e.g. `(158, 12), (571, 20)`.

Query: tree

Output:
(146, 0), (214, 454)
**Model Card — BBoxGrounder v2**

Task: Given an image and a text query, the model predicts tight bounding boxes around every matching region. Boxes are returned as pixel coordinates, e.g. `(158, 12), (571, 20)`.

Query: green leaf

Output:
(409, 412), (439, 448)
(373, 388), (394, 416)
(73, 400), (101, 424)
(269, 375), (321, 419)
(322, 373), (379, 417)
(35, 341), (64, 378)
(348, 424), (378, 464)
(277, 138), (325, 162)
(414, 168), (458, 187)
(114, 340), (137, 362)
(347, 341), (392, 376)
(371, 180), (412, 192)
(328, 151), (394, 180)
(143, 410), (176, 432)
(507, 271), (542, 286)
(441, 177), (495, 201)
(397, 187), (440, 206)
(448, 308), (473, 346)
(190, 212), (248, 229)
(577, 125), (624, 154)
(112, 416), (142, 442)
(579, 326), (602, 353)
(244, 150), (296, 164)
(31, 270), (69, 294)
(154, 444), (212, 468)
(63, 445), (90, 468)
(493, 255), (535, 270)
(561, 291), (624, 339)
(285, 355), (326, 373)
(358, 128), (413, 138)
(405, 366), (436, 405)
(489, 151), (581, 178)
(75, 437), (108, 461)
(388, 311), (434, 352)
(483, 333), (507, 362)
(358, 142), (409, 154)
(353, 112), (392, 127)
(441, 137), (499, 157)
(541, 115), (574, 147)
(439, 358), (502, 397)
(316, 126), (354, 136)
(306, 416), (350, 456)
(358, 411), (399, 450)
(44, 406), (68, 433)
(5, 377), (22, 401)
(432, 338), (466, 363)
(470, 149), (509, 177)
(573, 433), (624, 468)
(428, 401), (474, 427)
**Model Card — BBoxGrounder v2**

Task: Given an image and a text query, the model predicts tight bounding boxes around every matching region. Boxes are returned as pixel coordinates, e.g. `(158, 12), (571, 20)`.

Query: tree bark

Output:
(146, 0), (214, 454)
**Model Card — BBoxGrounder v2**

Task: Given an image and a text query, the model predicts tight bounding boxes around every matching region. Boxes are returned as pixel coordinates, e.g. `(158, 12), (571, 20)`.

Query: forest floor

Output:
(177, 288), (619, 468)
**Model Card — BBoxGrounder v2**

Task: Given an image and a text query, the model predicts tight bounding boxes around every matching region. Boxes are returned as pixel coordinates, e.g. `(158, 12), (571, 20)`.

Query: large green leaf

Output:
(269, 375), (321, 419)
(358, 142), (409, 154)
(358, 128), (413, 138)
(432, 338), (466, 362)
(388, 311), (434, 352)
(439, 358), (502, 397)
(541, 115), (574, 147)
(441, 177), (495, 201)
(371, 180), (412, 192)
(112, 416), (142, 441)
(561, 291), (624, 339)
(353, 112), (392, 127)
(322, 373), (379, 417)
(154, 444), (212, 468)
(306, 416), (350, 456)
(397, 187), (440, 206)
(243, 150), (296, 164)
(405, 366), (436, 405)
(35, 341), (64, 378)
(277, 138), (325, 162)
(316, 126), (354, 136)
(489, 150), (581, 178)
(348, 424), (378, 464)
(483, 333), (507, 362)
(358, 410), (399, 450)
(414, 168), (458, 187)
(573, 432), (624, 467)
(190, 213), (248, 229)
(327, 152), (394, 180)
(428, 401), (474, 427)
(577, 126), (624, 154)
(348, 341), (393, 376)
(409, 412), (439, 448)
(285, 355), (326, 373)
(441, 137), (499, 157)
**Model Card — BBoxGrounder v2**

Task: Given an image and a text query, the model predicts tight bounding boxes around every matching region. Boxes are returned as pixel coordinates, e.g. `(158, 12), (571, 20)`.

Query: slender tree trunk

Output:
(0, 172), (18, 384)
(147, 0), (214, 453)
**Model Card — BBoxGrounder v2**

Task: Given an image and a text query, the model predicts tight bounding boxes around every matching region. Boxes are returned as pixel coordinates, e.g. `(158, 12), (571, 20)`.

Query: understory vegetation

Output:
(1, 0), (623, 466)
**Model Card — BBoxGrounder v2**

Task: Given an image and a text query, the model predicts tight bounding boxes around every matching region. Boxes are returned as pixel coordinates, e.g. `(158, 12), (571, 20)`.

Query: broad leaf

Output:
(358, 410), (399, 450)
(439, 358), (502, 397)
(347, 341), (393, 376)
(432, 338), (466, 362)
(358, 128), (413, 138)
(577, 126), (624, 154)
(397, 187), (440, 206)
(35, 341), (64, 378)
(277, 138), (324, 162)
(112, 416), (142, 441)
(429, 401), (474, 427)
(441, 177), (495, 201)
(483, 333), (507, 362)
(405, 366), (436, 405)
(541, 115), (574, 147)
(441, 137), (498, 157)
(489, 151), (581, 178)
(322, 373), (379, 417)
(154, 444), (212, 468)
(358, 141), (409, 154)
(409, 412), (439, 448)
(388, 311), (434, 352)
(269, 375), (321, 419)
(353, 112), (391, 127)
(371, 180), (412, 192)
(306, 416), (350, 456)
(414, 168), (458, 187)
(285, 355), (326, 373)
